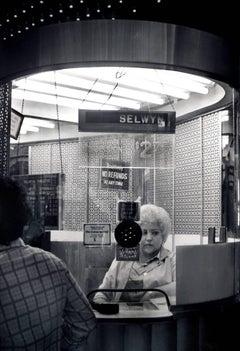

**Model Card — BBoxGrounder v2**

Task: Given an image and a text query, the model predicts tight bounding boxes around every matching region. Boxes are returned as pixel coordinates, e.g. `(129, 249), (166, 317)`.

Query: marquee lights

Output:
(0, 0), (164, 41)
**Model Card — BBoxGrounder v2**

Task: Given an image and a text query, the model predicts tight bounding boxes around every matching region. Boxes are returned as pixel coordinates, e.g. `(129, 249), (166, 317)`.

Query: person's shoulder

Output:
(25, 244), (67, 269)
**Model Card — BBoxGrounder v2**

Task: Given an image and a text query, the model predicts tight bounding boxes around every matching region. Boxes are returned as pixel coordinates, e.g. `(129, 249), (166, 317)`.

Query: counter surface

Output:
(92, 297), (174, 322)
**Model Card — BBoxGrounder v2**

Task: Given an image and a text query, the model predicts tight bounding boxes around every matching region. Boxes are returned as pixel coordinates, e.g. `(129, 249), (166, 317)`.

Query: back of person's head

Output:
(140, 204), (171, 243)
(0, 176), (32, 245)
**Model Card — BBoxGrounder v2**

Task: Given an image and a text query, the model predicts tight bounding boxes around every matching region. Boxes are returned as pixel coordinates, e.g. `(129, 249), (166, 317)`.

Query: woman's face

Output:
(140, 221), (164, 259)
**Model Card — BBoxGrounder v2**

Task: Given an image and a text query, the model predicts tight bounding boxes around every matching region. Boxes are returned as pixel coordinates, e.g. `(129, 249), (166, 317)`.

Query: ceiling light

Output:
(23, 118), (55, 128)
(12, 89), (120, 110)
(21, 125), (39, 133)
(18, 72), (164, 105)
(14, 79), (140, 109)
(71, 67), (190, 99)
(72, 67), (213, 96)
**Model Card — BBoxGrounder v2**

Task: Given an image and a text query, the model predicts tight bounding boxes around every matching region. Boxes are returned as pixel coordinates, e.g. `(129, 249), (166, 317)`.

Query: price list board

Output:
(14, 173), (65, 230)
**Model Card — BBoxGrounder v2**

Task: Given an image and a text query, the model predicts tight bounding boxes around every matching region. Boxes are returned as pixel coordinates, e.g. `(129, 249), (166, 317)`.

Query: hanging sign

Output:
(79, 110), (176, 134)
(10, 109), (24, 140)
(100, 159), (130, 191)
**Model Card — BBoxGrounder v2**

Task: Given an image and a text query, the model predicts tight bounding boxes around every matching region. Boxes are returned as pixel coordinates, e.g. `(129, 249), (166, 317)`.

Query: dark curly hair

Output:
(0, 176), (32, 245)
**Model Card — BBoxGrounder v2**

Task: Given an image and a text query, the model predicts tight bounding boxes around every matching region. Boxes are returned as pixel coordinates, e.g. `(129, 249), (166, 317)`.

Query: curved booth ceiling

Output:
(11, 66), (227, 136)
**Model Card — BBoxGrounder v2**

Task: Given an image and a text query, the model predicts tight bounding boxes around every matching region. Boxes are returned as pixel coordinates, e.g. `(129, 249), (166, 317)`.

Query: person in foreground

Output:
(0, 176), (96, 350)
(93, 203), (176, 303)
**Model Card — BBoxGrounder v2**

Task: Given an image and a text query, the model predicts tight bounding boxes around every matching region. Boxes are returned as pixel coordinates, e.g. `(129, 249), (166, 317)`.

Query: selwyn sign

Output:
(79, 110), (176, 134)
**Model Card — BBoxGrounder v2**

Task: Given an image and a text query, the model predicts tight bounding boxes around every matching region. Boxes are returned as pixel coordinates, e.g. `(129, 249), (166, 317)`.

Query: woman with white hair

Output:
(93, 204), (176, 303)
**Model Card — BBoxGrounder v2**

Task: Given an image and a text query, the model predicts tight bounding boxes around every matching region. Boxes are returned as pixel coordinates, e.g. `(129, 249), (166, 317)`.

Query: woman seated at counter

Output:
(93, 204), (176, 303)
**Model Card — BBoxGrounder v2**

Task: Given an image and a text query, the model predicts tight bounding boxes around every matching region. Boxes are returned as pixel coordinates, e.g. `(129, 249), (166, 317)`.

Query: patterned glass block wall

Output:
(175, 112), (222, 236)
(175, 118), (203, 234)
(202, 113), (222, 235)
(154, 134), (175, 220)
(0, 83), (11, 176)
(29, 140), (88, 230)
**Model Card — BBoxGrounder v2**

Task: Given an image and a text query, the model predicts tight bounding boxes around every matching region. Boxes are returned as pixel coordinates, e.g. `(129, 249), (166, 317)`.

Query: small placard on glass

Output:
(83, 223), (111, 246)
(116, 244), (139, 261)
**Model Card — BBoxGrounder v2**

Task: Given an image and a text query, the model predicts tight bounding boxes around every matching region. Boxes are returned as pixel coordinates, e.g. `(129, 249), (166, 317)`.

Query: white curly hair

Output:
(140, 204), (171, 243)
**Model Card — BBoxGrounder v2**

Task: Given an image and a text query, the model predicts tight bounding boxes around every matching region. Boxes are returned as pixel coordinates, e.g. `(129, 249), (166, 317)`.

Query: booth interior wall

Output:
(175, 112), (222, 238)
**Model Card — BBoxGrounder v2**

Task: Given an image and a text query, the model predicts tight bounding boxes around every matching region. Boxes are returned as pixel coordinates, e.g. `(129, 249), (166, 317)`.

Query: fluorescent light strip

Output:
(21, 124), (39, 132)
(14, 79), (140, 109)
(72, 66), (213, 92)
(69, 67), (191, 99)
(23, 117), (55, 128)
(23, 71), (92, 87)
(154, 71), (209, 94)
(15, 75), (163, 106)
(21, 70), (189, 100)
(114, 67), (213, 87)
(114, 87), (164, 105)
(112, 75), (190, 99)
(71, 73), (189, 99)
(12, 90), (120, 110)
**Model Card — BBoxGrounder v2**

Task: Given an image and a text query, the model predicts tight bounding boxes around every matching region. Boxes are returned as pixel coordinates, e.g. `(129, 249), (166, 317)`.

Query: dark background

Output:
(0, 0), (239, 45)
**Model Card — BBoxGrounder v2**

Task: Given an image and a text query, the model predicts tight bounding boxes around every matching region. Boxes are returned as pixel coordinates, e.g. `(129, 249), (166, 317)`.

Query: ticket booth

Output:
(0, 19), (240, 351)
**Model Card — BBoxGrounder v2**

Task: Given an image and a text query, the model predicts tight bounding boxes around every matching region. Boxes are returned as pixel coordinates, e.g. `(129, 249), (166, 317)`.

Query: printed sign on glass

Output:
(116, 244), (140, 261)
(83, 223), (111, 246)
(100, 159), (130, 191)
